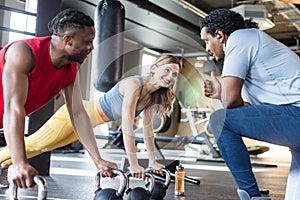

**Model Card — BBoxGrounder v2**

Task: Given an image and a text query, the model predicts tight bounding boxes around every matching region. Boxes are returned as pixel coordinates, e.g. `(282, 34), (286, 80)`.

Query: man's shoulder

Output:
(231, 28), (259, 39)
(22, 36), (51, 45)
(227, 28), (261, 49)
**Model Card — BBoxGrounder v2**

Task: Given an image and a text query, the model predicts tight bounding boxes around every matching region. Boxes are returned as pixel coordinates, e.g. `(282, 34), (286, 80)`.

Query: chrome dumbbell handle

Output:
(34, 175), (48, 200)
(9, 175), (48, 200)
(146, 167), (171, 188)
(145, 171), (155, 194)
(158, 168), (171, 188)
(126, 171), (156, 194)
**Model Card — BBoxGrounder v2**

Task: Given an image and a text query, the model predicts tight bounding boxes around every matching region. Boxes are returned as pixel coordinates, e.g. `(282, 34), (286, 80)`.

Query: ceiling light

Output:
(231, 4), (275, 30)
(172, 0), (208, 18)
(279, 0), (300, 4)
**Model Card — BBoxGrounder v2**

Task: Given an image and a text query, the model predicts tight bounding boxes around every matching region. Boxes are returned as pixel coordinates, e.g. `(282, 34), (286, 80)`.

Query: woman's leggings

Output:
(0, 100), (104, 166)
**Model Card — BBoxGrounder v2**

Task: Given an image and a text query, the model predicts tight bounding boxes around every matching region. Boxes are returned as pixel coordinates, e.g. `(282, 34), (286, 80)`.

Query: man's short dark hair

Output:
(201, 8), (258, 37)
(48, 8), (94, 35)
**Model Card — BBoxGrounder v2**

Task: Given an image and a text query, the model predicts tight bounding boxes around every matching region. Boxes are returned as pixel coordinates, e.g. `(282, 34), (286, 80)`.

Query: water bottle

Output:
(175, 163), (185, 196)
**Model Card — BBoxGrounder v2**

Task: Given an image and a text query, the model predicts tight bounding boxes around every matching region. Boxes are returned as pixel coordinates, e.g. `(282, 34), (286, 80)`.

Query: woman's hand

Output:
(149, 161), (165, 176)
(129, 164), (145, 179)
(96, 159), (118, 178)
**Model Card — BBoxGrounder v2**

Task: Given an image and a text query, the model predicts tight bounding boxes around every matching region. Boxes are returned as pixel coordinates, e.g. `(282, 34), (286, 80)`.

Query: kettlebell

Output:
(9, 175), (48, 200)
(148, 168), (171, 200)
(125, 171), (155, 200)
(94, 169), (127, 200)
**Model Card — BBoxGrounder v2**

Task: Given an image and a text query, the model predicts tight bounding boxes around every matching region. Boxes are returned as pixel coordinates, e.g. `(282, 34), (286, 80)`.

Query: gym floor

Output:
(0, 139), (290, 200)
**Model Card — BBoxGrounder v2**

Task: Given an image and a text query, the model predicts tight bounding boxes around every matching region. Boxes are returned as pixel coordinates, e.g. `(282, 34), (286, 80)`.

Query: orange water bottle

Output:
(175, 163), (185, 196)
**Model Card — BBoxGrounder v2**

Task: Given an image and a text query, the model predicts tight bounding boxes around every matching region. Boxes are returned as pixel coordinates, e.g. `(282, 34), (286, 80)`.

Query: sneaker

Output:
(0, 166), (9, 188)
(237, 189), (272, 200)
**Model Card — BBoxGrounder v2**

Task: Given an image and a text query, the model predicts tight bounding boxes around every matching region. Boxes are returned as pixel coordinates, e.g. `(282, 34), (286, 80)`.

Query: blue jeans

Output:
(208, 104), (300, 200)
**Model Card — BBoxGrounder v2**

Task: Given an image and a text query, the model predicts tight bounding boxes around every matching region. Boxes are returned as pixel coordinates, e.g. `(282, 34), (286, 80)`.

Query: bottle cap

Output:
(176, 164), (184, 170)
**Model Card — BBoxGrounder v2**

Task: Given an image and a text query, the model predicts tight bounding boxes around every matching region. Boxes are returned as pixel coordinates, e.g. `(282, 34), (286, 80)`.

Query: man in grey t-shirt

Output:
(201, 8), (300, 200)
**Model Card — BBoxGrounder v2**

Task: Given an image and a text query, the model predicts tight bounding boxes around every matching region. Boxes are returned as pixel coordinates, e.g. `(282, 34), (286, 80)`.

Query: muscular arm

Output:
(204, 72), (244, 108)
(63, 71), (116, 174)
(2, 42), (38, 187)
(221, 76), (244, 108)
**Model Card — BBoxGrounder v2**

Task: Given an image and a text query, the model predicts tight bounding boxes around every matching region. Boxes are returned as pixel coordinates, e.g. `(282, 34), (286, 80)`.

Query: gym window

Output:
(141, 49), (159, 76)
(8, 0), (37, 43)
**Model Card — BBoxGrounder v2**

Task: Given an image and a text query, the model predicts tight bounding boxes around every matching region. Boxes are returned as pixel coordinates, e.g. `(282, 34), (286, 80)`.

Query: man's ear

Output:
(215, 30), (225, 42)
(63, 34), (73, 46)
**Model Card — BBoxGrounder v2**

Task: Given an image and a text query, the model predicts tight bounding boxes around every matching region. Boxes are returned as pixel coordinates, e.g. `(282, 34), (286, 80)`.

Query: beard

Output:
(68, 54), (86, 64)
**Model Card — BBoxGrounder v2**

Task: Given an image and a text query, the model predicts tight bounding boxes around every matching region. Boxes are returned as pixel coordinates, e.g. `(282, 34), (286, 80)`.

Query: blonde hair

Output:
(149, 55), (181, 117)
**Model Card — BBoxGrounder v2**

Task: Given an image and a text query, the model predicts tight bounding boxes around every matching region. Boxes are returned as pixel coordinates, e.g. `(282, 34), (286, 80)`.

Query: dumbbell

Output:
(94, 169), (127, 200)
(146, 168), (171, 200)
(125, 171), (155, 200)
(166, 160), (200, 185)
(9, 175), (48, 200)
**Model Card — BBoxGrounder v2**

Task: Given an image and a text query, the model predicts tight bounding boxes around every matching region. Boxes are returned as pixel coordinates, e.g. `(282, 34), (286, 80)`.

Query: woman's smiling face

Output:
(152, 63), (180, 88)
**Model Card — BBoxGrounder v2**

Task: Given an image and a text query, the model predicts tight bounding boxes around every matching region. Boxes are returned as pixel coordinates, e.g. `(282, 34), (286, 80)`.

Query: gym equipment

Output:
(93, 0), (125, 92)
(178, 101), (220, 158)
(97, 99), (269, 164)
(246, 145), (270, 156)
(125, 171), (155, 200)
(102, 99), (181, 152)
(121, 159), (201, 186)
(0, 129), (6, 146)
(9, 175), (48, 200)
(52, 141), (85, 154)
(153, 99), (181, 149)
(94, 169), (127, 200)
(163, 160), (200, 185)
(146, 168), (171, 200)
(211, 145), (270, 157)
(102, 125), (126, 151)
(179, 101), (270, 157)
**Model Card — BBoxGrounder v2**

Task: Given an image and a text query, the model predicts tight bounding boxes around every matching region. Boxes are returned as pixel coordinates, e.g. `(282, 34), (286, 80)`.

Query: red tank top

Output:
(0, 36), (77, 128)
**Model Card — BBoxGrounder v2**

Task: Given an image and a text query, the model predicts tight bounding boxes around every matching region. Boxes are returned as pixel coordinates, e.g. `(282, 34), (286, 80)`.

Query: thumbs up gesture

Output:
(203, 71), (221, 100)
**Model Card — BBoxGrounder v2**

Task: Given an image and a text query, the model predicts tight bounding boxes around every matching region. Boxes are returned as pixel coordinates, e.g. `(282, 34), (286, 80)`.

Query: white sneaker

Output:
(237, 189), (272, 200)
(0, 166), (9, 188)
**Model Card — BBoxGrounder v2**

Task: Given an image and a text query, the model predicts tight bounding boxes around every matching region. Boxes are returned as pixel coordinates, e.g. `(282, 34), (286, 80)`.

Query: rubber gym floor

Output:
(0, 138), (290, 200)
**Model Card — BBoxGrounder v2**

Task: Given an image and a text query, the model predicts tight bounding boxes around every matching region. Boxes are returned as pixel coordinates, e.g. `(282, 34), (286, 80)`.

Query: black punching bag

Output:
(93, 0), (125, 92)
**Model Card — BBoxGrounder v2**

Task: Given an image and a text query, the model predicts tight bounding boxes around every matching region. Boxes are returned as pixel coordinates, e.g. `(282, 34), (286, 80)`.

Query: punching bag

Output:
(93, 0), (125, 92)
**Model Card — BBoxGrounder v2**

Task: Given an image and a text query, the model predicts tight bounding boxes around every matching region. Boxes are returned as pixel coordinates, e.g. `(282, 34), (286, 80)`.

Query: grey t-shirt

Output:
(222, 28), (300, 106)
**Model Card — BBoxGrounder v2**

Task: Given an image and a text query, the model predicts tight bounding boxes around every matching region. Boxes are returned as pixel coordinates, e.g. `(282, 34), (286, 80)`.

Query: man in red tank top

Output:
(0, 9), (117, 188)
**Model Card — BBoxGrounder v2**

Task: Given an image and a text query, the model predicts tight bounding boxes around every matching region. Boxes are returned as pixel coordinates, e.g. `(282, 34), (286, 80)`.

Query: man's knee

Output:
(208, 109), (226, 140)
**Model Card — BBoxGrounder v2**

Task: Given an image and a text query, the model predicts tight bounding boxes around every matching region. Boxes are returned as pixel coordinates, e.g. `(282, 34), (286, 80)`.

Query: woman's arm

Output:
(120, 78), (145, 179)
(142, 107), (165, 173)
